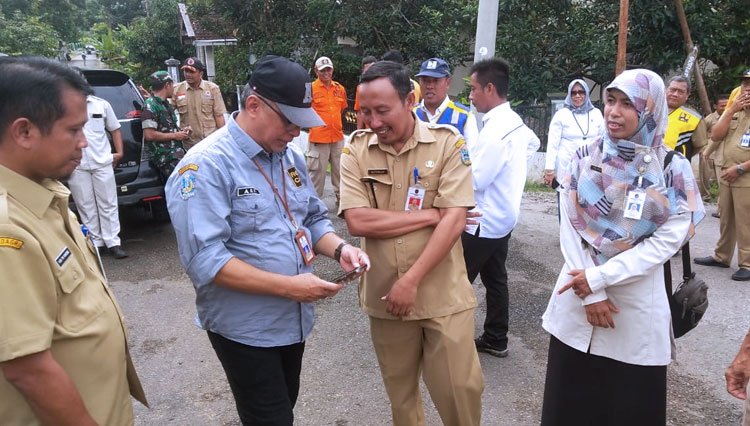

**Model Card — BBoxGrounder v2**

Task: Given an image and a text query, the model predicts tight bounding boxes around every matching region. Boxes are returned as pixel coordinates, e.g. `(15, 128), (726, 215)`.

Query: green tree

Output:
(0, 9), (60, 57)
(122, 0), (193, 85)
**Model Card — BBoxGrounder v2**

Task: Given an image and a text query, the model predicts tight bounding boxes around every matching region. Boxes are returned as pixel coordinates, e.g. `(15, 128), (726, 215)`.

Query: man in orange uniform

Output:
(307, 56), (348, 203)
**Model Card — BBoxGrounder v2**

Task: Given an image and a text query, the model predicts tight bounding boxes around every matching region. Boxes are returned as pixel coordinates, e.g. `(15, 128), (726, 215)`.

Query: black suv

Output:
(81, 69), (169, 220)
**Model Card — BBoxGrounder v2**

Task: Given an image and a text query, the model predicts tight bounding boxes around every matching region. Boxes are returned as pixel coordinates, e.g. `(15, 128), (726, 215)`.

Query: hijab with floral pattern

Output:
(562, 69), (704, 265)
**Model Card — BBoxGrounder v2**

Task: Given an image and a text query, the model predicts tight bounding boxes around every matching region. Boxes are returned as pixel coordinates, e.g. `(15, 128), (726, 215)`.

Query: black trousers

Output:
(207, 331), (305, 426)
(541, 335), (667, 426)
(461, 230), (511, 347)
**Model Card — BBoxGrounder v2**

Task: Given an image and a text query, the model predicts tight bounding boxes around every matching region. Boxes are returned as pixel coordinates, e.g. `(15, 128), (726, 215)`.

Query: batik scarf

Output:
(562, 69), (704, 265)
(564, 79), (595, 114)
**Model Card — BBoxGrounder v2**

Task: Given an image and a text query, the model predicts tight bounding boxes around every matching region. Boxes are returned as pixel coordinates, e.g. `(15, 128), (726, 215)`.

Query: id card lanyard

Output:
(252, 157), (316, 265)
(623, 174), (646, 220)
(404, 166), (425, 211)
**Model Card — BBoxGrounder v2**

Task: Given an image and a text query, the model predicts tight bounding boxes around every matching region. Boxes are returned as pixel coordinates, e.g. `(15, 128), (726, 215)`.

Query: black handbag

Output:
(663, 241), (709, 338)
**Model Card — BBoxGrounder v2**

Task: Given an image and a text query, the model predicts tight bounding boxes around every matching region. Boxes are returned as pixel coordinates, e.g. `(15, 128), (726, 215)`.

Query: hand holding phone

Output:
(332, 265), (367, 283)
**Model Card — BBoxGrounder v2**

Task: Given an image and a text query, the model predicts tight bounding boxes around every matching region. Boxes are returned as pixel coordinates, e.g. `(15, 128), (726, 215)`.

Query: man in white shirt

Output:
(68, 95), (127, 258)
(462, 58), (540, 357)
(414, 57), (478, 144)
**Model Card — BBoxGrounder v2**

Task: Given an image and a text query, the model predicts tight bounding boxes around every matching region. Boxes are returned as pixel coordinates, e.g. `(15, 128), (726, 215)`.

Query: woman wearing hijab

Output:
(544, 79), (605, 189)
(540, 69), (705, 426)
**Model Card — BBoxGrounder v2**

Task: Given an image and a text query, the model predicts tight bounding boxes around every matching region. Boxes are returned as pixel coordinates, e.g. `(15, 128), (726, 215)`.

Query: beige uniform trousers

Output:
(306, 140), (343, 198)
(369, 308), (484, 426)
(715, 163), (724, 215)
(714, 181), (750, 269)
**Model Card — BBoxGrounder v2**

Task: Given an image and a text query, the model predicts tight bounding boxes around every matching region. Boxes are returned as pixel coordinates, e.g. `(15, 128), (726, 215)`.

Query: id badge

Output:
(404, 186), (425, 211)
(295, 229), (316, 265)
(740, 131), (750, 148)
(623, 189), (646, 220)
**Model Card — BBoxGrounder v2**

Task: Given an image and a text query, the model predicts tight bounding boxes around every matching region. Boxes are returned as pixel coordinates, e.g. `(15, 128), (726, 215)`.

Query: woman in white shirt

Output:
(543, 79), (604, 189)
(540, 69), (704, 426)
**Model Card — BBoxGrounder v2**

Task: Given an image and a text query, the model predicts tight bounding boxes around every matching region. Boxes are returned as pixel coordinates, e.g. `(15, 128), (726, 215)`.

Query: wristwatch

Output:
(738, 164), (745, 175)
(334, 242), (349, 262)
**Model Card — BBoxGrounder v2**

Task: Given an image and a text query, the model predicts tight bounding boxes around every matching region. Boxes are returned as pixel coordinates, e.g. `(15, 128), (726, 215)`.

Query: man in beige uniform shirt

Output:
(173, 57), (227, 150)
(0, 56), (146, 425)
(339, 61), (484, 426)
(695, 70), (750, 282)
(702, 93), (730, 218)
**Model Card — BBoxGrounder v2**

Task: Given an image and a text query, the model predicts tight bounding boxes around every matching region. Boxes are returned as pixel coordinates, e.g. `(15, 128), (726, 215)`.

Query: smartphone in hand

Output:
(332, 265), (367, 283)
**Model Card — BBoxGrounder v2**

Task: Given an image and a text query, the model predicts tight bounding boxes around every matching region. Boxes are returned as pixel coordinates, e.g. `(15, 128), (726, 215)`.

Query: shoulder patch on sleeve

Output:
(455, 139), (466, 148)
(342, 147), (351, 155)
(180, 173), (196, 200)
(459, 144), (471, 166)
(0, 237), (23, 249)
(179, 163), (199, 175)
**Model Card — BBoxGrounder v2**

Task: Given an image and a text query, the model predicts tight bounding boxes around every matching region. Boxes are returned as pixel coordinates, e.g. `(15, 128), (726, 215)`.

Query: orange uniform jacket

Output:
(309, 79), (348, 143)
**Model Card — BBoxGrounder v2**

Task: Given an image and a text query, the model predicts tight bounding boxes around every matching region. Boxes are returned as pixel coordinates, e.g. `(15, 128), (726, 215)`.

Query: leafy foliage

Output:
(0, 9), (60, 57)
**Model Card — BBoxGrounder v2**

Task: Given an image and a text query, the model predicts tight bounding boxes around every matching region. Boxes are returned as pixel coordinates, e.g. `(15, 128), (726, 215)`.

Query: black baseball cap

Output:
(249, 55), (324, 128)
(182, 57), (205, 72)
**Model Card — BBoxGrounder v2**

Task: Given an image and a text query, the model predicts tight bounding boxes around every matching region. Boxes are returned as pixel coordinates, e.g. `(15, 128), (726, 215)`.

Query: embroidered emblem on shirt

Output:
(204, 90), (212, 99)
(181, 173), (196, 200)
(0, 237), (23, 249)
(679, 113), (689, 123)
(287, 166), (303, 188)
(368, 168), (388, 175)
(342, 147), (351, 155)
(237, 187), (260, 196)
(425, 160), (435, 169)
(55, 247), (71, 267)
(177, 93), (186, 100)
(460, 146), (471, 166)
(179, 163), (199, 175)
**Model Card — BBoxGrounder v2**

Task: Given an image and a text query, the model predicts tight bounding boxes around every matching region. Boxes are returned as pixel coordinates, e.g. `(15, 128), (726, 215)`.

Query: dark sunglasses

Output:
(571, 90), (586, 96)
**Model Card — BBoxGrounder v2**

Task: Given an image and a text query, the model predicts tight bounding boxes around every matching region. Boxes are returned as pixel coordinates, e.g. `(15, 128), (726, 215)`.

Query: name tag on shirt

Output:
(92, 113), (103, 118)
(405, 186), (425, 211)
(368, 168), (388, 175)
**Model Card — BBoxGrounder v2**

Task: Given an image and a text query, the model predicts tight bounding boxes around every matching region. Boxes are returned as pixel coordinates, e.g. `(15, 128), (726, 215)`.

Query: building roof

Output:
(178, 3), (237, 46)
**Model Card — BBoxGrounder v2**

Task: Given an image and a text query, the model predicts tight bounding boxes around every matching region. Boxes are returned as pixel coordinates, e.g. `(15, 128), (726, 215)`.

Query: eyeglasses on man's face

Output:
(256, 95), (298, 131)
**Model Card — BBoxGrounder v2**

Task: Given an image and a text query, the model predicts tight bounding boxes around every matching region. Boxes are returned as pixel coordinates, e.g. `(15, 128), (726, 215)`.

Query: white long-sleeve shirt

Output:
(544, 107), (604, 178)
(542, 199), (691, 366)
(465, 102), (540, 239)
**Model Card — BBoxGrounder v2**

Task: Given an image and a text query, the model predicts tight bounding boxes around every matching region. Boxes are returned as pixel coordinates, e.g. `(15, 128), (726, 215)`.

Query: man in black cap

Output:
(172, 57), (227, 150)
(165, 55), (369, 425)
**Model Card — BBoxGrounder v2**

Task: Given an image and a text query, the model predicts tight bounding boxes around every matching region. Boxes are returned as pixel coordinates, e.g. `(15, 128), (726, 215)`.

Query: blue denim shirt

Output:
(166, 113), (334, 347)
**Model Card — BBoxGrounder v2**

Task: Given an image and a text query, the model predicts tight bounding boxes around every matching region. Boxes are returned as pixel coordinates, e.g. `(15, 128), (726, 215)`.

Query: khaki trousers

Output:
(369, 309), (484, 426)
(714, 181), (750, 269)
(306, 140), (343, 198)
(715, 164), (724, 215)
(696, 155), (714, 199)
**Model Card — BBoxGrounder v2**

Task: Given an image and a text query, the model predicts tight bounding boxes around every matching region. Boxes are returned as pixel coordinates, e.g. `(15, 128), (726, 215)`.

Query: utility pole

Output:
(673, 0), (711, 114)
(473, 0), (499, 64)
(470, 0), (499, 128)
(615, 0), (629, 75)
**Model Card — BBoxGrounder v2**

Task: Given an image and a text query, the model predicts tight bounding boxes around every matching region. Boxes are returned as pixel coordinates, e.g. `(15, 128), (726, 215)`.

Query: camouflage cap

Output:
(149, 70), (173, 87)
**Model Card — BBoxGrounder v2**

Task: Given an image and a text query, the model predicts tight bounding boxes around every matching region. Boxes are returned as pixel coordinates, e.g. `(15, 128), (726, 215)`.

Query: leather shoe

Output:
(694, 256), (729, 268)
(732, 268), (750, 281)
(109, 245), (129, 259)
(475, 335), (509, 358)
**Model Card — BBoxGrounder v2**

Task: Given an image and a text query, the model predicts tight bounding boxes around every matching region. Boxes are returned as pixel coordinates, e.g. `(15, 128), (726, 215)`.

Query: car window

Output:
(91, 83), (143, 119)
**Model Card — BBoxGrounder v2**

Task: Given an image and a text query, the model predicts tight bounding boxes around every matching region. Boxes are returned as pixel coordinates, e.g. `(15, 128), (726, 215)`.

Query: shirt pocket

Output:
(419, 175), (439, 208)
(55, 257), (106, 333)
(176, 97), (189, 115)
(88, 112), (106, 134)
(360, 175), (392, 209)
(230, 196), (273, 242)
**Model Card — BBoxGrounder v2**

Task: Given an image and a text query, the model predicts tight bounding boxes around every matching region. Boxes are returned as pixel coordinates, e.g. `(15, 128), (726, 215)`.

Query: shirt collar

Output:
(368, 111), (436, 154)
(0, 165), (69, 218)
(482, 101), (510, 123)
(419, 96), (451, 117)
(185, 80), (207, 91)
(226, 111), (287, 161)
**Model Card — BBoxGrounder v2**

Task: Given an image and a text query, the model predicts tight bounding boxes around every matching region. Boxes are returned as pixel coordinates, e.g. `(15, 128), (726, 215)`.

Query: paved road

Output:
(103, 188), (747, 425)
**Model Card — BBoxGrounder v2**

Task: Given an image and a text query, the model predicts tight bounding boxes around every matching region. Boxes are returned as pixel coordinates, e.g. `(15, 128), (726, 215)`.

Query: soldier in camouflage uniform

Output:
(141, 71), (190, 181)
